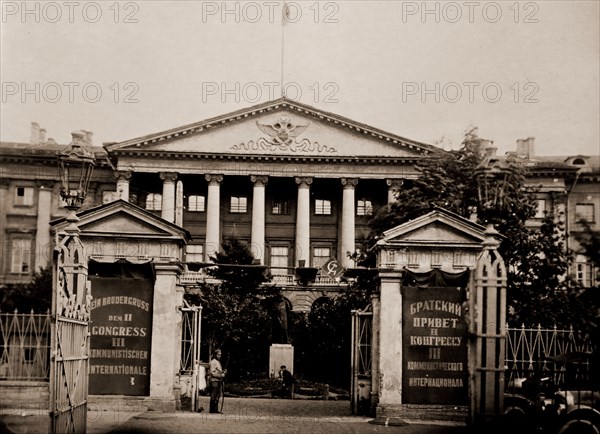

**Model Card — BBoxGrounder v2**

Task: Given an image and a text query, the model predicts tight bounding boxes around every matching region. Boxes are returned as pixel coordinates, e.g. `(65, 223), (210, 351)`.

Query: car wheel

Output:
(558, 419), (600, 434)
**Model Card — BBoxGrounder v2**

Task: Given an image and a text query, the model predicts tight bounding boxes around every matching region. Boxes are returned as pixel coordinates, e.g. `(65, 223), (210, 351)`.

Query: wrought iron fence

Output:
(179, 304), (201, 375)
(505, 324), (595, 391)
(1, 309), (596, 394)
(0, 310), (51, 381)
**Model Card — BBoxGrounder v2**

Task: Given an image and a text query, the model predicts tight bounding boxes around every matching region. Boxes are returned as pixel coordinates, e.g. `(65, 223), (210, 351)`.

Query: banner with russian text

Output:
(402, 285), (468, 405)
(89, 277), (153, 395)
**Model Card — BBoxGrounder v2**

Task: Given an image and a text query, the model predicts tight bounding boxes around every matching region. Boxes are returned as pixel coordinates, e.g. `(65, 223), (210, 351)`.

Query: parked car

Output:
(503, 352), (599, 434)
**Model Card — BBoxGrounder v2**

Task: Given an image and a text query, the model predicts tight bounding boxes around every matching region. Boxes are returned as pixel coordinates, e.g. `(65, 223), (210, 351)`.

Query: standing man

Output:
(209, 349), (226, 413)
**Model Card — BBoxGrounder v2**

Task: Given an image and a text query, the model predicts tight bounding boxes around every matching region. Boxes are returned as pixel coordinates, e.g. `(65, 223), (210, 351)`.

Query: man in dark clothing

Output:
(280, 365), (295, 398)
(209, 349), (226, 413)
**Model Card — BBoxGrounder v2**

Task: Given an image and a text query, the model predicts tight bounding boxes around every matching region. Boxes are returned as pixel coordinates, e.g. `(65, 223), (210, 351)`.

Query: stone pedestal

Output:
(269, 344), (294, 377)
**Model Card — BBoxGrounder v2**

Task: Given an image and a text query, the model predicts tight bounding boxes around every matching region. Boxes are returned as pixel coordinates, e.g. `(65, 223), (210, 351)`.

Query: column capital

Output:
(160, 172), (178, 182)
(114, 170), (132, 181)
(295, 176), (313, 187)
(205, 174), (224, 184)
(250, 175), (268, 186)
(341, 178), (359, 189)
(386, 179), (404, 189)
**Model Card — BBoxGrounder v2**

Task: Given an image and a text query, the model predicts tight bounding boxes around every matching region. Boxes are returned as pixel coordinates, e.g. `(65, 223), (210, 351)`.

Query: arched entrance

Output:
(291, 296), (350, 391)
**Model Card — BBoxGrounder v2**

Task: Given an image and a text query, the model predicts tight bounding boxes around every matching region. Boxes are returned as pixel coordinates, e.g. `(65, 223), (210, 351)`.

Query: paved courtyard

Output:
(1, 397), (478, 434)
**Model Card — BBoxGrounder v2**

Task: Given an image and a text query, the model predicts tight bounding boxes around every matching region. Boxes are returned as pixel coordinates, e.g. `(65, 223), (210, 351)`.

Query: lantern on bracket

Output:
(57, 131), (96, 212)
(473, 142), (515, 223)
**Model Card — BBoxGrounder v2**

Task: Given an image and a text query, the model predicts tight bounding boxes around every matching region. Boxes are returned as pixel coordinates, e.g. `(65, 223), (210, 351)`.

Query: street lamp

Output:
(473, 142), (514, 223)
(57, 131), (96, 230)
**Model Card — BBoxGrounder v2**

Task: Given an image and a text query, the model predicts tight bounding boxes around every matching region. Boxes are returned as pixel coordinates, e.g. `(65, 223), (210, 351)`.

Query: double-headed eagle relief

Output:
(230, 116), (338, 153)
(256, 117), (308, 146)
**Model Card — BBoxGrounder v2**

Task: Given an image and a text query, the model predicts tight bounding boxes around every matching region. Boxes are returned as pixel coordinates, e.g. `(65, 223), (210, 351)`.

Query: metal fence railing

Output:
(505, 324), (595, 390)
(0, 310), (51, 381)
(1, 309), (596, 393)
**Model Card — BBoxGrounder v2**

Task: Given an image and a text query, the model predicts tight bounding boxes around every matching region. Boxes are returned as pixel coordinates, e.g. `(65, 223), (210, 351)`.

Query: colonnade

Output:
(114, 172), (404, 267)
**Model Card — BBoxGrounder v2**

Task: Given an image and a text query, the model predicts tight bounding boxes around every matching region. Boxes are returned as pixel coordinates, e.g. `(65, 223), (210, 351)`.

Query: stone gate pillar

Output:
(373, 209), (505, 425)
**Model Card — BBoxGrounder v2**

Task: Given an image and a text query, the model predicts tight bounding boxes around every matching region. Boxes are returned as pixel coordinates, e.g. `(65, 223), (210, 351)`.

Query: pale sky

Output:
(1, 0), (599, 156)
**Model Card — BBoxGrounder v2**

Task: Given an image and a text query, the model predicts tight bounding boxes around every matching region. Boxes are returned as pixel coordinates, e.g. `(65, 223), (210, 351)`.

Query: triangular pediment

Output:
(51, 200), (191, 241)
(105, 98), (441, 159)
(379, 209), (492, 247)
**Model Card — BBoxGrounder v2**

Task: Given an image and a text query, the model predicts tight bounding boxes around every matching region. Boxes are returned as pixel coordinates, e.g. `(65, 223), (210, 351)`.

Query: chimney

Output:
(39, 128), (47, 144)
(526, 137), (535, 158)
(30, 122), (40, 144)
(516, 137), (535, 159)
(475, 138), (495, 162)
(71, 130), (86, 144)
(83, 130), (93, 145)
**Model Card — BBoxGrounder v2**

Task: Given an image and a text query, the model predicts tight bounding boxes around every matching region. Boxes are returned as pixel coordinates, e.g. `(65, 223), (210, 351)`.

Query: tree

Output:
(571, 222), (600, 346)
(0, 266), (52, 312)
(369, 126), (575, 327)
(184, 238), (275, 380)
(291, 266), (379, 388)
(507, 214), (573, 326)
(371, 126), (536, 238)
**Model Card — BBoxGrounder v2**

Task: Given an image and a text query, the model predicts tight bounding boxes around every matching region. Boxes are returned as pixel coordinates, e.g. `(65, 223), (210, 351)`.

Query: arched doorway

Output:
(291, 296), (348, 389)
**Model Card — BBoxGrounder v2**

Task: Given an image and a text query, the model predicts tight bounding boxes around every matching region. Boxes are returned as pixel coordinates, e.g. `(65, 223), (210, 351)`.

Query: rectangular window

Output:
(357, 199), (373, 216)
(270, 246), (289, 271)
(185, 244), (204, 263)
(188, 195), (205, 212)
(575, 204), (595, 223)
(272, 199), (290, 215)
(15, 187), (34, 206)
(312, 247), (331, 268)
(315, 199), (332, 215)
(11, 239), (31, 274)
(145, 193), (162, 211)
(230, 196), (248, 213)
(534, 199), (546, 218)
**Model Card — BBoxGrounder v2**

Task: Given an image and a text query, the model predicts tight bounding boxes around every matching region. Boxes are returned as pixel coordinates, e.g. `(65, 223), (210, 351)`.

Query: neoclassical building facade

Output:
(1, 98), (599, 310)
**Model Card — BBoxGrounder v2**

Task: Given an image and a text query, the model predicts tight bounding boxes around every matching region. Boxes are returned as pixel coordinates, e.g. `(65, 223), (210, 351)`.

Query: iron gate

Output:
(50, 233), (90, 434)
(350, 306), (372, 416)
(180, 301), (202, 411)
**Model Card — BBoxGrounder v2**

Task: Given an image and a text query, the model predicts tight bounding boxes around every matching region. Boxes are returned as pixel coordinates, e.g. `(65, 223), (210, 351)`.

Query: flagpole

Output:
(281, 1), (286, 97)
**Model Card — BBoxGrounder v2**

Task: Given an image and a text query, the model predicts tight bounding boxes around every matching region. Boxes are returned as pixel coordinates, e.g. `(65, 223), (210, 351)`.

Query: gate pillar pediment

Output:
(369, 208), (506, 425)
(51, 200), (191, 412)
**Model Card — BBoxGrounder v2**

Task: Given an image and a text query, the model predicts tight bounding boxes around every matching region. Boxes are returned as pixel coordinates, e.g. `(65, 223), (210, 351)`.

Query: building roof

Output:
(0, 141), (111, 170)
(104, 97), (443, 156)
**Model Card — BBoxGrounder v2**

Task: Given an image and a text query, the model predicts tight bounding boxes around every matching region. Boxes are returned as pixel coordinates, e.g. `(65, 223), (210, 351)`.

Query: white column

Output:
(341, 178), (358, 268)
(205, 174), (223, 262)
(250, 175), (268, 264)
(295, 177), (312, 266)
(175, 181), (183, 227)
(115, 170), (132, 201)
(0, 181), (8, 275)
(386, 179), (404, 204)
(35, 182), (53, 271)
(160, 172), (178, 223)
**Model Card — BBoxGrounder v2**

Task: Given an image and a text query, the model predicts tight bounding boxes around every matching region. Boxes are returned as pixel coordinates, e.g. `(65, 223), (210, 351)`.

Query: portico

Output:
(104, 98), (437, 297)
